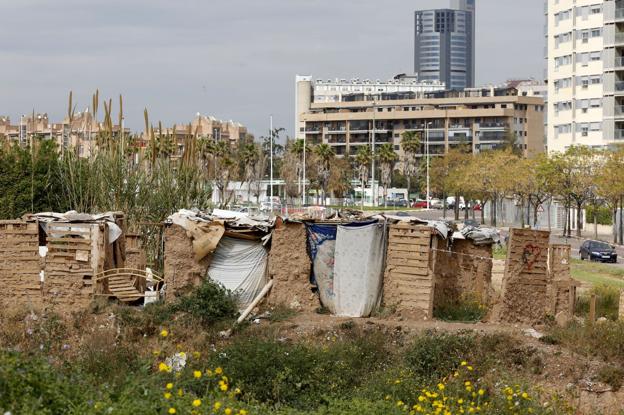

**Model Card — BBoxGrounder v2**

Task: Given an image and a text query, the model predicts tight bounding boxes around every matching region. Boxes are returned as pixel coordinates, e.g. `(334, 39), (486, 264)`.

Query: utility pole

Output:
(270, 115), (274, 212)
(371, 100), (376, 207)
(426, 122), (431, 210)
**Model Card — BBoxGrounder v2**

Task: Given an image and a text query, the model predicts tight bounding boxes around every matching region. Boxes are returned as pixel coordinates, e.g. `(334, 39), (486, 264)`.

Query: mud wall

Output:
(163, 224), (211, 300)
(547, 244), (575, 317)
(499, 228), (550, 324)
(0, 221), (43, 309)
(383, 224), (435, 318)
(433, 239), (493, 309)
(268, 222), (317, 311)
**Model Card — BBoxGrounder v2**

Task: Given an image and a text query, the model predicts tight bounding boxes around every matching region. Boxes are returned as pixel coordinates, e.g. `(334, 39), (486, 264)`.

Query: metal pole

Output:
(426, 122), (430, 210)
(270, 115), (274, 211)
(371, 101), (376, 207)
(302, 135), (306, 206)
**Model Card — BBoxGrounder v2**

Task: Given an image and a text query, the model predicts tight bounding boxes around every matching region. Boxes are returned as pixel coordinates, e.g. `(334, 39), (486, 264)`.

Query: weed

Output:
(434, 294), (488, 323)
(575, 284), (620, 320)
(597, 365), (624, 391)
(268, 304), (299, 323)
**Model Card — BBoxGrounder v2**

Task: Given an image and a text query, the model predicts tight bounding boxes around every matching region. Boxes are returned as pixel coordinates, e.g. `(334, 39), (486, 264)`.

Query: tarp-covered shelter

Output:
(306, 219), (387, 318)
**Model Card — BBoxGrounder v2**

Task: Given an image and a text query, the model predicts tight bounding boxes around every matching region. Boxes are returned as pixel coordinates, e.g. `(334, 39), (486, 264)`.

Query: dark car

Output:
(580, 240), (618, 263)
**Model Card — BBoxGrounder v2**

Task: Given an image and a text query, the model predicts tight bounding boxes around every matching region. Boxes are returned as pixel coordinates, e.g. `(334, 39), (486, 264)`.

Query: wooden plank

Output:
(388, 245), (430, 253)
(387, 251), (429, 260)
(388, 265), (430, 275)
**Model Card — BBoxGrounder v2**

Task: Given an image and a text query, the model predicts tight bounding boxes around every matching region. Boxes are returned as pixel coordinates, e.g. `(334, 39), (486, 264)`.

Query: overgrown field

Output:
(0, 280), (621, 414)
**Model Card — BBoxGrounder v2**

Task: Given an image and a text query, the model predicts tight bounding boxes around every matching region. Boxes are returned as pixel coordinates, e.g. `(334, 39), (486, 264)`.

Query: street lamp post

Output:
(270, 115), (274, 212)
(371, 100), (376, 207)
(426, 122), (431, 210)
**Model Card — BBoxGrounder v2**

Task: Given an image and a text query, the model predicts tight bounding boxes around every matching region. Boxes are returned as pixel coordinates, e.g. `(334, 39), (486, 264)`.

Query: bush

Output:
(547, 320), (624, 364)
(405, 331), (475, 380)
(575, 285), (620, 321)
(597, 365), (624, 391)
(586, 206), (613, 226)
(209, 330), (390, 409)
(171, 279), (238, 327)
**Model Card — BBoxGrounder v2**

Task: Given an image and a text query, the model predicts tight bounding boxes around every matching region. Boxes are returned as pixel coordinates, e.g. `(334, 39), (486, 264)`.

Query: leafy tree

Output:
(377, 143), (398, 207)
(596, 145), (624, 243)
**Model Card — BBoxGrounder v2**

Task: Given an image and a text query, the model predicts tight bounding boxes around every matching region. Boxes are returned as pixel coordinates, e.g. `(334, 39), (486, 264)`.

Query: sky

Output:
(0, 0), (544, 140)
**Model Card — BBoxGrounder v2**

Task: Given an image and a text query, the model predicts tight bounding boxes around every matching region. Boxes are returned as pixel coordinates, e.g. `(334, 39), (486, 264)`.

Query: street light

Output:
(371, 100), (376, 207)
(425, 121), (432, 210)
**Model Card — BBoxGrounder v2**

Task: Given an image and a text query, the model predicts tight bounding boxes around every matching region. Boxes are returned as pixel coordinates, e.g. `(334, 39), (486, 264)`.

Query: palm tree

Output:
(401, 131), (421, 199)
(377, 143), (398, 208)
(313, 143), (335, 206)
(239, 141), (260, 203)
(213, 141), (235, 207)
(290, 139), (306, 199)
(355, 146), (372, 209)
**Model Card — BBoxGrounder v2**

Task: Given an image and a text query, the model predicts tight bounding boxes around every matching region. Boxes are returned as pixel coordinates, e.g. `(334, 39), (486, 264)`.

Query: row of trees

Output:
(430, 144), (624, 243)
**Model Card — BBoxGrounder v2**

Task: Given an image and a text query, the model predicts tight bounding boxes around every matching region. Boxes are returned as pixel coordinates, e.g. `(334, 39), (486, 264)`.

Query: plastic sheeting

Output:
(305, 224), (337, 311)
(207, 237), (269, 308)
(306, 221), (386, 317)
(334, 223), (386, 317)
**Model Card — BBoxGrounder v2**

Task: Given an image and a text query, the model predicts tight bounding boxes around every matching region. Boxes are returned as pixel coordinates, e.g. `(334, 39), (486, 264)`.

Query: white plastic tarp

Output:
(207, 237), (268, 308)
(333, 223), (386, 317)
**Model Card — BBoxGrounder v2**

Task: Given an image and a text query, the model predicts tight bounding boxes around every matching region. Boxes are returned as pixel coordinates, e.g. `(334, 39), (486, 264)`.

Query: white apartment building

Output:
(547, 0), (624, 153)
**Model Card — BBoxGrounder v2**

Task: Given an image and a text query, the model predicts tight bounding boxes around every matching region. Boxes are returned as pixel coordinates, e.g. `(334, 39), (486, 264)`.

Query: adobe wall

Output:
(383, 224), (435, 318)
(433, 239), (493, 309)
(163, 224), (211, 301)
(547, 244), (576, 317)
(0, 221), (43, 310)
(267, 221), (317, 311)
(499, 228), (551, 324)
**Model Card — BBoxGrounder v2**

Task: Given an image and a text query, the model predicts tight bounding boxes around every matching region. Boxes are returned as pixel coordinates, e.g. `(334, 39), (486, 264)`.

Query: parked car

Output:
(579, 240), (617, 263)
(385, 198), (408, 208)
(430, 198), (443, 209)
(412, 199), (428, 209)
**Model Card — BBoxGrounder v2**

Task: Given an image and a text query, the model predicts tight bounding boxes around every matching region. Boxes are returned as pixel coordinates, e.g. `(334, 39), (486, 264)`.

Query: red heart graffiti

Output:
(522, 244), (542, 271)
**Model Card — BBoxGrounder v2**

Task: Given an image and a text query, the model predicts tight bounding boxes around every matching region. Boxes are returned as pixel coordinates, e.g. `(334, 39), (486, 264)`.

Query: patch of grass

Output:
(570, 259), (624, 288)
(597, 365), (624, 391)
(267, 304), (299, 323)
(493, 244), (507, 260)
(434, 295), (488, 323)
(575, 285), (621, 320)
(547, 320), (624, 364)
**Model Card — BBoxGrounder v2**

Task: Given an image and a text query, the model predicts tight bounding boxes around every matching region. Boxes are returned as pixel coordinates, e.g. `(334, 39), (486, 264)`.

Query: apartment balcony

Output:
(327, 137), (346, 144)
(325, 128), (347, 134)
(478, 122), (509, 129)
(616, 32), (624, 45)
(616, 105), (624, 117)
(616, 81), (624, 95)
(616, 129), (624, 140)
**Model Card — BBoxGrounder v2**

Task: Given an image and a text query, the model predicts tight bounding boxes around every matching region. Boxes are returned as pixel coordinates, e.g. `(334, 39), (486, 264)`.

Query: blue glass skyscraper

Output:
(414, 0), (475, 89)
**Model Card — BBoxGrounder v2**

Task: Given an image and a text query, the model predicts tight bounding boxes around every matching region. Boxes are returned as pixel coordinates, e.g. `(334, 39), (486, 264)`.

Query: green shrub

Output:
(548, 320), (624, 364)
(575, 285), (620, 321)
(209, 330), (390, 409)
(171, 279), (238, 327)
(405, 331), (475, 380)
(586, 206), (613, 226)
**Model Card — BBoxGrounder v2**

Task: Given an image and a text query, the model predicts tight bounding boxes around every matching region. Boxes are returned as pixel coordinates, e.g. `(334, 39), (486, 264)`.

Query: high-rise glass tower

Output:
(414, 0), (475, 89)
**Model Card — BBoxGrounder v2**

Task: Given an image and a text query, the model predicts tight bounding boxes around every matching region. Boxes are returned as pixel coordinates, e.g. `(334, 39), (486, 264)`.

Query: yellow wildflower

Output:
(225, 409), (232, 415)
(437, 383), (445, 391)
(166, 383), (173, 390)
(239, 410), (248, 415)
(192, 351), (201, 359)
(220, 383), (229, 392)
(160, 329), (169, 338)
(164, 392), (172, 400)
(158, 362), (171, 373)
(206, 369), (214, 376)
(192, 399), (201, 407)
(478, 389), (485, 396)
(193, 370), (202, 379)
(522, 392), (529, 399)
(215, 367), (223, 375)
(461, 361), (467, 366)
(168, 408), (176, 414)
(214, 402), (222, 410)
(177, 388), (183, 397)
